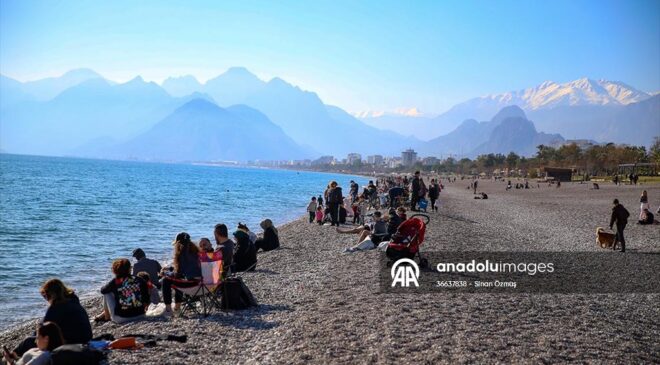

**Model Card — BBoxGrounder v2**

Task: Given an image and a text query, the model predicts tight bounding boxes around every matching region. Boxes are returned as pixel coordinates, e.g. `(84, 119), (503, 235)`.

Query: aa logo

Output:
(391, 258), (420, 287)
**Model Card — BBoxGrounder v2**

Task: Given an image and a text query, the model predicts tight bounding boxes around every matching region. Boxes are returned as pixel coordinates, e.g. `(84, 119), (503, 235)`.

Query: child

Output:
(358, 196), (368, 225)
(352, 201), (360, 224)
(307, 197), (318, 223)
(316, 206), (324, 225)
(137, 271), (160, 305)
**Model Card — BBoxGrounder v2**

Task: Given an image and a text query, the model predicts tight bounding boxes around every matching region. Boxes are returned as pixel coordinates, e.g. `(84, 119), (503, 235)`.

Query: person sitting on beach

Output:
(314, 206), (324, 225)
(132, 248), (162, 289)
(385, 207), (407, 237)
(136, 271), (160, 305)
(96, 258), (149, 323)
(339, 211), (388, 251)
(637, 209), (655, 225)
(214, 224), (234, 277)
(3, 322), (64, 365)
(10, 279), (92, 359)
(237, 223), (258, 244)
(161, 232), (202, 315)
(255, 219), (280, 252)
(233, 229), (257, 272)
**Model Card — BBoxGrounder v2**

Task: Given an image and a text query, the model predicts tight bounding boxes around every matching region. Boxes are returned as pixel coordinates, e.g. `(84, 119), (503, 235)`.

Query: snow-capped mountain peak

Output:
(478, 78), (651, 110)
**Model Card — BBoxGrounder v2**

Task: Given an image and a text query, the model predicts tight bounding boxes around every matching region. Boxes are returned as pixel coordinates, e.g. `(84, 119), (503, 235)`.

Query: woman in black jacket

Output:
(12, 279), (92, 357)
(233, 230), (257, 272)
(255, 219), (280, 252)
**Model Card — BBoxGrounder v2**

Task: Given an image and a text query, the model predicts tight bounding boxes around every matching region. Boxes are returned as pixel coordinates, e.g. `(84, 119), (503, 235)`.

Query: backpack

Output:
(221, 277), (257, 310)
(51, 344), (104, 365)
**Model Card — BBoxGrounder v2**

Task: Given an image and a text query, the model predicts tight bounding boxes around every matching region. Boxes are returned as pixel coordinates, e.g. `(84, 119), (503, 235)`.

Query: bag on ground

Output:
(221, 277), (257, 310)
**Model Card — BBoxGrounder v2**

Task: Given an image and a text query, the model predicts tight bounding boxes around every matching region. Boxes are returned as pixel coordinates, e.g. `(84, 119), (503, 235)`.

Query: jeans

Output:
(308, 211), (315, 223)
(615, 222), (626, 252)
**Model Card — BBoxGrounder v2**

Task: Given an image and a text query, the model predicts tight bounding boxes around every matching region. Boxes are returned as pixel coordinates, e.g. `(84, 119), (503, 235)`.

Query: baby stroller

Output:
(386, 214), (430, 268)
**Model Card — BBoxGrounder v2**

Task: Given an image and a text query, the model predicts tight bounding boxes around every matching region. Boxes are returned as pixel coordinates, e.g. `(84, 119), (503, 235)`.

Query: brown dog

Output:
(596, 227), (616, 249)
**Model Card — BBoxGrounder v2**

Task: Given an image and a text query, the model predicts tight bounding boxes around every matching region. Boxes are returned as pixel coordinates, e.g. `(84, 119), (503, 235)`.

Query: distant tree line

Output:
(287, 137), (660, 177)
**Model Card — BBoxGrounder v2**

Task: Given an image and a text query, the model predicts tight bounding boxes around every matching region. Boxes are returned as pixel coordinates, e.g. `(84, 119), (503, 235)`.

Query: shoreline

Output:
(1, 181), (658, 363)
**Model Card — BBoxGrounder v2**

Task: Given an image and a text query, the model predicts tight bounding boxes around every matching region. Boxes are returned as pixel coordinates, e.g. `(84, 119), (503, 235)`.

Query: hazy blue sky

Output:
(1, 0), (659, 114)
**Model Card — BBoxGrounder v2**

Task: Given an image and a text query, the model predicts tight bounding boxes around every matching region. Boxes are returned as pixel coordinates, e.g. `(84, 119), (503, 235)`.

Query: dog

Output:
(596, 227), (616, 249)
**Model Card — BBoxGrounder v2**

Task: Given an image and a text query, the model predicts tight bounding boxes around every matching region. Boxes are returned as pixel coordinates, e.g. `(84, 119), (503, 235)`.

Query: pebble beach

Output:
(1, 179), (659, 364)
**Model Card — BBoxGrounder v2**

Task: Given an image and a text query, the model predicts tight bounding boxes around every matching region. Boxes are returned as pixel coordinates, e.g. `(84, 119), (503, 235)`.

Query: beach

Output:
(1, 179), (658, 364)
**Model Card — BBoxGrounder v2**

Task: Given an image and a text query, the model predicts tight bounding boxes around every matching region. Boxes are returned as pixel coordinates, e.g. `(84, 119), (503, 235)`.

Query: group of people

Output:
(612, 173), (640, 185)
(608, 190), (658, 253)
(3, 220), (281, 364)
(96, 221), (280, 321)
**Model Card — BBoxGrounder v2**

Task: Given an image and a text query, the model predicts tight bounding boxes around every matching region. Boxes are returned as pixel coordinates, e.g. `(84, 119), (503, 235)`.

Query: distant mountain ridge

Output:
(91, 99), (311, 161)
(418, 106), (564, 157)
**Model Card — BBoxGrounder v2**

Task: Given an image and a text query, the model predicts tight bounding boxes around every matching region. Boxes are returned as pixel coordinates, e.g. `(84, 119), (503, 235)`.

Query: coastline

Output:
(1, 181), (658, 363)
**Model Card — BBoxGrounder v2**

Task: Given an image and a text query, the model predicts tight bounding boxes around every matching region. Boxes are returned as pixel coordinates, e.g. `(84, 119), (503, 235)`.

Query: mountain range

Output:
(1, 68), (658, 162)
(360, 78), (659, 146)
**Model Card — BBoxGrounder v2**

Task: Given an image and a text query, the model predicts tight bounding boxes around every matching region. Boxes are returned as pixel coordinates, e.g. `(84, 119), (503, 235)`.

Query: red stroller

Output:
(386, 214), (430, 268)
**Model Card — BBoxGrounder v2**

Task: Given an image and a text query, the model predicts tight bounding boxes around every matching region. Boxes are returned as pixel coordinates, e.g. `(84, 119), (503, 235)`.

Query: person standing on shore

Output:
(326, 181), (343, 227)
(411, 171), (421, 211)
(473, 178), (478, 195)
(307, 197), (318, 223)
(639, 190), (650, 220)
(349, 180), (359, 202)
(609, 199), (630, 252)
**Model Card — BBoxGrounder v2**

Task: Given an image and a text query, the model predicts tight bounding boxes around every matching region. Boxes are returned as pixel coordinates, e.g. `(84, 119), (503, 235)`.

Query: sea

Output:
(0, 153), (370, 330)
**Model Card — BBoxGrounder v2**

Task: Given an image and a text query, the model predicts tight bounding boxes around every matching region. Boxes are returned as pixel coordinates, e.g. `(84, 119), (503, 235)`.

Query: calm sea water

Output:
(0, 154), (369, 329)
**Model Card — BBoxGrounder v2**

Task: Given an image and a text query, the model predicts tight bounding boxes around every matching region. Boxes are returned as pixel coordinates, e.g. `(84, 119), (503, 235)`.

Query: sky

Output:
(1, 0), (659, 115)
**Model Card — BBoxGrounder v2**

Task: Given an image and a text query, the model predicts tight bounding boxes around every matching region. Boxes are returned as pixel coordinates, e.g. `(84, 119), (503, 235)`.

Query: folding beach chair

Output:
(175, 251), (223, 317)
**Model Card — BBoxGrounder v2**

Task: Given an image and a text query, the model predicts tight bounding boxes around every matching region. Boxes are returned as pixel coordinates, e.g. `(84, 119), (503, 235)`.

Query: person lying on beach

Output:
(10, 279), (92, 359)
(255, 219), (280, 252)
(214, 224), (234, 277)
(3, 322), (64, 365)
(233, 230), (257, 272)
(340, 212), (389, 253)
(96, 258), (150, 324)
(161, 232), (202, 316)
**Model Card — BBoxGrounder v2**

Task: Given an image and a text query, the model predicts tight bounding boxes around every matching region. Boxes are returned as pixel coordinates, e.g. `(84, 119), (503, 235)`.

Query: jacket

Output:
(610, 204), (630, 228)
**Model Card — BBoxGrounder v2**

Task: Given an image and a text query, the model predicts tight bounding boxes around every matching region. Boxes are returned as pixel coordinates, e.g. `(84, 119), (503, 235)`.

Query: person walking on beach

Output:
(609, 199), (630, 252)
(428, 179), (440, 212)
(473, 178), (478, 195)
(411, 171), (421, 211)
(639, 190), (650, 220)
(307, 197), (318, 223)
(326, 181), (343, 227)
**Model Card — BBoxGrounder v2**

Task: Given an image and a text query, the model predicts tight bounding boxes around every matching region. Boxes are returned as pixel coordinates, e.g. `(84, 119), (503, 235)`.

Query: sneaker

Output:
(342, 248), (354, 254)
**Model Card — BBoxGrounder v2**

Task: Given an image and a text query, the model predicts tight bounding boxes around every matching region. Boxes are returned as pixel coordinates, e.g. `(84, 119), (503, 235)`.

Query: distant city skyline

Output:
(1, 0), (659, 114)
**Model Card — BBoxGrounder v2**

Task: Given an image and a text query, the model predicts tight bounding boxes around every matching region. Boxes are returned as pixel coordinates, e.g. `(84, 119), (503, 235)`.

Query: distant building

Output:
(312, 156), (335, 165)
(401, 149), (417, 166)
(422, 156), (439, 166)
(367, 155), (384, 165)
(387, 157), (402, 169)
(347, 153), (362, 165)
(542, 167), (573, 182)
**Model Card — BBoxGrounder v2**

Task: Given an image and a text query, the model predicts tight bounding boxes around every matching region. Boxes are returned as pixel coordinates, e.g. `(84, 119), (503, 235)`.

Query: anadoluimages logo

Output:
(391, 258), (420, 287)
